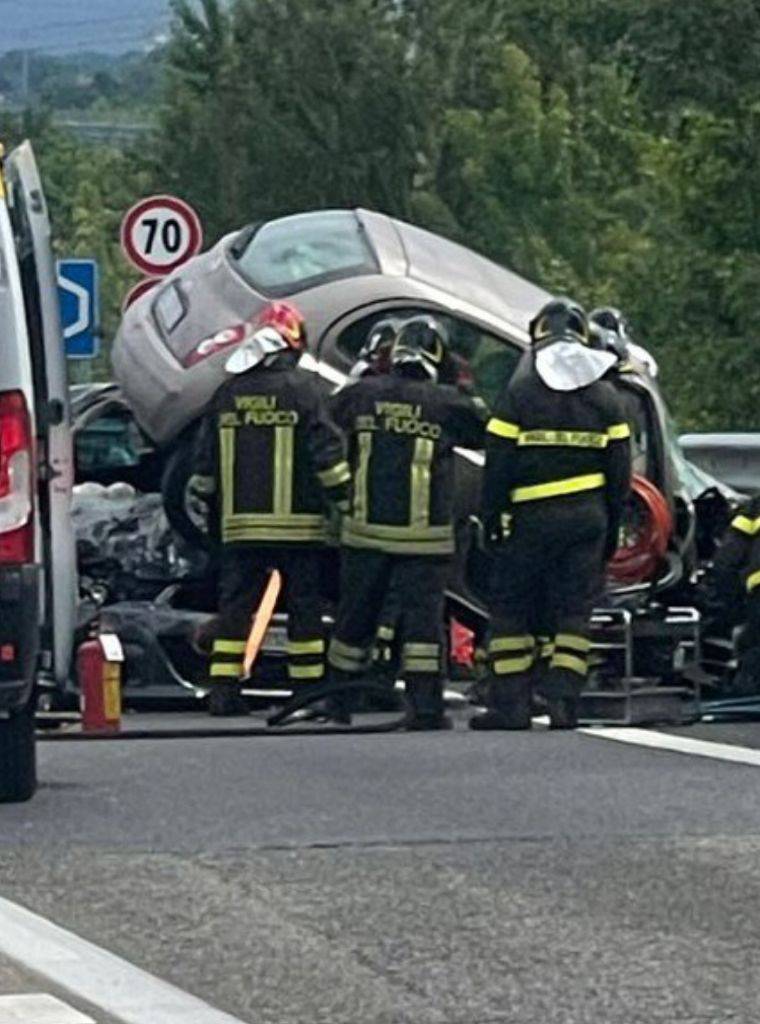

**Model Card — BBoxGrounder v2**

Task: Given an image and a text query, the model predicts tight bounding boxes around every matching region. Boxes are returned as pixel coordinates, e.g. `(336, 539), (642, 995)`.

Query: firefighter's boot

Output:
(547, 696), (578, 730)
(404, 676), (451, 731)
(208, 681), (249, 717)
(469, 678), (531, 731)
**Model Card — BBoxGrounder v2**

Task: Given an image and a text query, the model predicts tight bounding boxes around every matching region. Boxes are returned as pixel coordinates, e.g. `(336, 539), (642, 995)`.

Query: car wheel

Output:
(0, 698), (37, 804)
(161, 440), (213, 552)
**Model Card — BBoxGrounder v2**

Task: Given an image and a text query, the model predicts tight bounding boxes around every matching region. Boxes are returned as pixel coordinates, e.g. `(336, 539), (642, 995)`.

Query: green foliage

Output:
(0, 110), (151, 381)
(8, 0), (760, 426)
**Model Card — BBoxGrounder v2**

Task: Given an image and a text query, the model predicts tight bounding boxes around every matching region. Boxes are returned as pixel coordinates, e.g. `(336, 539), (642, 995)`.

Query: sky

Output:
(0, 1), (172, 55)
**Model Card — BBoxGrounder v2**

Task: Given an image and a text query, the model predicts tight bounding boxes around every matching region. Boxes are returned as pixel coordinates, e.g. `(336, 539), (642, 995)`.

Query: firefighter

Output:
(347, 317), (400, 382)
(327, 315), (486, 729)
(473, 297), (632, 731)
(590, 306), (659, 378)
(343, 314), (480, 691)
(705, 496), (760, 693)
(190, 302), (350, 716)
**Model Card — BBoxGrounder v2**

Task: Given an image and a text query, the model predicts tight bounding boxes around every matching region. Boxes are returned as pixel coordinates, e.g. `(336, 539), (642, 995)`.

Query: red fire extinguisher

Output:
(77, 631), (124, 733)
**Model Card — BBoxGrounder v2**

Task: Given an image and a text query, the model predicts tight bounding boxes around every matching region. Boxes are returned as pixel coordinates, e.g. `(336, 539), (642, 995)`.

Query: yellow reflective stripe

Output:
(493, 655), (534, 675)
(210, 662), (243, 678)
(732, 515), (760, 536)
(410, 437), (434, 531)
(405, 643), (440, 659)
(376, 625), (395, 642)
(212, 640), (247, 655)
(403, 657), (440, 673)
(487, 418), (520, 440)
(273, 425), (294, 516)
(489, 635), (535, 654)
(539, 642), (555, 659)
(328, 638), (370, 670)
(607, 423), (631, 441)
(554, 633), (591, 653)
(220, 427), (235, 521)
(551, 653), (588, 676)
(341, 517), (455, 555)
(511, 473), (605, 503)
(354, 432), (373, 524)
(329, 651), (362, 672)
(287, 639), (325, 655)
(288, 663), (325, 680)
(747, 569), (760, 593)
(518, 430), (608, 449)
(318, 461), (351, 488)
(223, 525), (326, 543)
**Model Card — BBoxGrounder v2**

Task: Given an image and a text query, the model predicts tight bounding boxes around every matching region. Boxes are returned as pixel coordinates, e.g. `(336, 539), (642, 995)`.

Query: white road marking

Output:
(580, 726), (760, 768)
(0, 898), (248, 1024)
(0, 995), (93, 1024)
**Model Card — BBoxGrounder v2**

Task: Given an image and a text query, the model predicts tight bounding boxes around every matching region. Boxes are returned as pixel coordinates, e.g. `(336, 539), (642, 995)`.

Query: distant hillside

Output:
(0, 49), (165, 118)
(0, 1), (170, 55)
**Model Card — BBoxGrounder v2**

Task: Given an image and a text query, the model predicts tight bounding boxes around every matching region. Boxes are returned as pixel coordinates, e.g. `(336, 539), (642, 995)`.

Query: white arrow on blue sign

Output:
(57, 259), (99, 359)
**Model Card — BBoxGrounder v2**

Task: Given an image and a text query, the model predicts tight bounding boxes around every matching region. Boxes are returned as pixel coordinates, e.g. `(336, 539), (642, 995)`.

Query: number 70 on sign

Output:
(120, 195), (204, 277)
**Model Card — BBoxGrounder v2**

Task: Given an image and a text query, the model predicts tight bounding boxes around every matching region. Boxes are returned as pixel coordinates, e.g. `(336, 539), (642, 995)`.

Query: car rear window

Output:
(232, 211), (379, 296)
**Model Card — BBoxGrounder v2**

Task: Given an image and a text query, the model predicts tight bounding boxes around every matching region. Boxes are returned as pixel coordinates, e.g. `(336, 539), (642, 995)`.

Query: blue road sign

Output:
(57, 259), (99, 359)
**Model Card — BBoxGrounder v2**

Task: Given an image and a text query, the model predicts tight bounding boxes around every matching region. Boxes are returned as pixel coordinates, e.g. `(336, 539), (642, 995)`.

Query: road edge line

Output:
(579, 726), (760, 767)
(0, 896), (249, 1024)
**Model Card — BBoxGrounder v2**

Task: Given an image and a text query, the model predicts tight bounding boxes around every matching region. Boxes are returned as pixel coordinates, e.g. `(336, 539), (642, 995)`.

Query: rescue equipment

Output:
(607, 475), (673, 585)
(77, 632), (124, 733)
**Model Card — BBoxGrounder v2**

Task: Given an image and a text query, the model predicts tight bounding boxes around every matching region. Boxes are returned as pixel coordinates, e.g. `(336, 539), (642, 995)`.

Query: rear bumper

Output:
(0, 564), (40, 714)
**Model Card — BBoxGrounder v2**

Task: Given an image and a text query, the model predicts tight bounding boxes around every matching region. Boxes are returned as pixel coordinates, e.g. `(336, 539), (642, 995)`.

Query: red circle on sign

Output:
(122, 277), (162, 313)
(120, 195), (203, 276)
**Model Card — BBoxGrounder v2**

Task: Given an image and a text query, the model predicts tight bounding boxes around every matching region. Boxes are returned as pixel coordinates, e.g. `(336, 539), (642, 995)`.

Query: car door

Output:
(5, 141), (77, 685)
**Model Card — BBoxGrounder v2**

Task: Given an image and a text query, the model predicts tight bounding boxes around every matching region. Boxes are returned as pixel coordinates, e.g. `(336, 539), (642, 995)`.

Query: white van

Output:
(0, 141), (76, 803)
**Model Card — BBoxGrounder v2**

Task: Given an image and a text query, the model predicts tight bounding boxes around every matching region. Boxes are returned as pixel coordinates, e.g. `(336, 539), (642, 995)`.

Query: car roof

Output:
(358, 209), (551, 342)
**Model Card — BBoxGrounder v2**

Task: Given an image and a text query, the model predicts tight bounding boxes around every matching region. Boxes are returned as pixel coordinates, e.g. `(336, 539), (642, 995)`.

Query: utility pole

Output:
(21, 49), (30, 103)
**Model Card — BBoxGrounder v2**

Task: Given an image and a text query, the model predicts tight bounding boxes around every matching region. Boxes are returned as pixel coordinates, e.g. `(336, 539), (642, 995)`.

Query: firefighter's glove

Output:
(326, 499), (349, 547)
(476, 512), (512, 550)
(186, 474), (216, 535)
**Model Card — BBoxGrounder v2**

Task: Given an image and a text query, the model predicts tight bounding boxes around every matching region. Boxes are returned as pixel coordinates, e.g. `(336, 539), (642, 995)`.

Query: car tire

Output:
(161, 439), (213, 552)
(0, 698), (37, 804)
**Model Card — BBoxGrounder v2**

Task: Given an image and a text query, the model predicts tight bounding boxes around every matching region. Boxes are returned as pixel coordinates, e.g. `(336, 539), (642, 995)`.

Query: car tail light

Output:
(184, 322), (251, 368)
(0, 391), (34, 564)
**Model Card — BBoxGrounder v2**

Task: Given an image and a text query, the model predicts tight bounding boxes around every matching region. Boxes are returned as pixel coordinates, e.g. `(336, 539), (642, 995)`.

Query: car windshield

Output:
(233, 211), (379, 296)
(336, 308), (521, 412)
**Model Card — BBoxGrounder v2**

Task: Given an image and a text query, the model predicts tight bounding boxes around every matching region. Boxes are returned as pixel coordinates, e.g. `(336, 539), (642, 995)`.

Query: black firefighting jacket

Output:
(707, 495), (760, 624)
(482, 350), (632, 552)
(194, 358), (349, 546)
(329, 370), (486, 556)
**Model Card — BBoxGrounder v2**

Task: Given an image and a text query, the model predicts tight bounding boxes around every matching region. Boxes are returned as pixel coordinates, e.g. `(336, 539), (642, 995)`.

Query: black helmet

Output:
(391, 315), (447, 380)
(589, 307), (631, 340)
(529, 297), (589, 347)
(360, 317), (399, 363)
(589, 307), (632, 359)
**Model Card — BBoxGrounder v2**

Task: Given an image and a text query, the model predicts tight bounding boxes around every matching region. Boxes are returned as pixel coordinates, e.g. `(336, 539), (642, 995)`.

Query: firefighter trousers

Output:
(487, 495), (607, 706)
(209, 545), (327, 687)
(328, 549), (448, 716)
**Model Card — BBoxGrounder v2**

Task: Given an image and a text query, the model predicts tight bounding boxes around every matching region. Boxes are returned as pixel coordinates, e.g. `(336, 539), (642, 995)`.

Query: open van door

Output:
(5, 141), (77, 688)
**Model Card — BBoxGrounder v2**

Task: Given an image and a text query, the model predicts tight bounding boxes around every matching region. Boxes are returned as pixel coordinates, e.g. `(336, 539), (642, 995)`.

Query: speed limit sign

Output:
(120, 195), (203, 276)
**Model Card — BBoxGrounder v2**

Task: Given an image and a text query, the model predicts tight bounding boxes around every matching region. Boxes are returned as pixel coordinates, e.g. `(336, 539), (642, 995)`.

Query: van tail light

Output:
(0, 391), (34, 564)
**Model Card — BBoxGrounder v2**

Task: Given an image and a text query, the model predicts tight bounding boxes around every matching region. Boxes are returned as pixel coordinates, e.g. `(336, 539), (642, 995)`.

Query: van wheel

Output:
(0, 699), (37, 804)
(161, 441), (213, 552)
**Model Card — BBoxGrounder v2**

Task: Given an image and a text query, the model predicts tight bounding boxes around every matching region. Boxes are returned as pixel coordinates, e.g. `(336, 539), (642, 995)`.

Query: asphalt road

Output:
(2, 714), (760, 1023)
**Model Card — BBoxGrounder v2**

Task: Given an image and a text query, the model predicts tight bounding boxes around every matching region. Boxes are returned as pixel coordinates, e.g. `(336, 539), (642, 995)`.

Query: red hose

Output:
(607, 474), (674, 585)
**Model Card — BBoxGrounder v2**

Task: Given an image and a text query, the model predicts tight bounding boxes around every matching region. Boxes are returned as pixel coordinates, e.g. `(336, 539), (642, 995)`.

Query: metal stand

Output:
(578, 606), (702, 726)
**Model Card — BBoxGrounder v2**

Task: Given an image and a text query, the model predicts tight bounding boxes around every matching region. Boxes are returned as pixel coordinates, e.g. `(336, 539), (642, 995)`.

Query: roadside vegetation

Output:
(2, 0), (760, 428)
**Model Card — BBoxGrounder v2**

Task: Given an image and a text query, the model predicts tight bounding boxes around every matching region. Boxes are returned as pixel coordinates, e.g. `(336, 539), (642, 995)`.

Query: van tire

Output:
(161, 440), (213, 552)
(0, 698), (37, 804)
